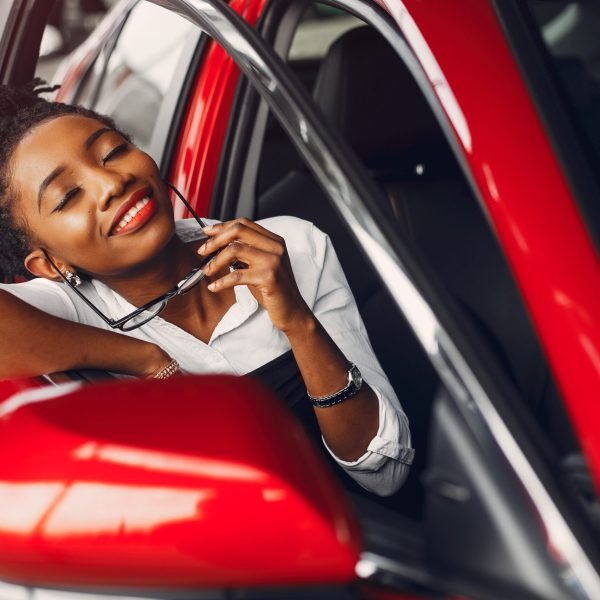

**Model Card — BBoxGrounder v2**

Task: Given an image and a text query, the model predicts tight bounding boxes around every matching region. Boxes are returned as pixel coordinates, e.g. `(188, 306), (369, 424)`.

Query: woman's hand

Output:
(198, 218), (312, 334)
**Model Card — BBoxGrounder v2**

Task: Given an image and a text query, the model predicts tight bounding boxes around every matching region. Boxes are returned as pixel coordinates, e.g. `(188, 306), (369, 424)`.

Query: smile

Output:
(110, 187), (158, 237)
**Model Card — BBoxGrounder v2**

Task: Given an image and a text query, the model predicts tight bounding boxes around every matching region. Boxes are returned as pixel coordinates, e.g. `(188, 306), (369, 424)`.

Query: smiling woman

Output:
(0, 80), (413, 496)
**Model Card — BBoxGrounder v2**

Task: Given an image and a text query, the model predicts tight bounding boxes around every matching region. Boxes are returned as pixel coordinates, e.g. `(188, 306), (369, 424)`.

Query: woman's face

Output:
(10, 114), (176, 278)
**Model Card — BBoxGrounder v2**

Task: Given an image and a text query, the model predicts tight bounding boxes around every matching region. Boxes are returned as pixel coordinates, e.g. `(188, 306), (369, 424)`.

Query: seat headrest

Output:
(312, 26), (444, 170)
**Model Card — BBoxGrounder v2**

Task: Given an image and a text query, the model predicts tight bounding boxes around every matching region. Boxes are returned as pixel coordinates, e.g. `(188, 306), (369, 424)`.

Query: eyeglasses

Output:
(44, 183), (217, 331)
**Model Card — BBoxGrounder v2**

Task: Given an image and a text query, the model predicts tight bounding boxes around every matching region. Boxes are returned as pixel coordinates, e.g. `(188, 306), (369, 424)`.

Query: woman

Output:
(0, 81), (412, 496)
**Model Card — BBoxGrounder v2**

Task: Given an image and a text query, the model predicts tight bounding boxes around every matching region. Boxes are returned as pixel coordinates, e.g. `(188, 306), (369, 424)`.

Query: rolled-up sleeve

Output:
(307, 223), (413, 496)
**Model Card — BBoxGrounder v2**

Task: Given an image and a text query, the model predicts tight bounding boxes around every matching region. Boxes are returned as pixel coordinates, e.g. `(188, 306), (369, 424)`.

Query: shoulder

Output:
(256, 216), (335, 304)
(0, 277), (66, 296)
(256, 215), (327, 268)
(0, 278), (78, 320)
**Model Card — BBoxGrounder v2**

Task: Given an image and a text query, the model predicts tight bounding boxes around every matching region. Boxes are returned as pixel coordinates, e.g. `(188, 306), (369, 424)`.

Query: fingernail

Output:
(208, 282), (216, 291)
(198, 243), (207, 255)
(202, 225), (213, 233)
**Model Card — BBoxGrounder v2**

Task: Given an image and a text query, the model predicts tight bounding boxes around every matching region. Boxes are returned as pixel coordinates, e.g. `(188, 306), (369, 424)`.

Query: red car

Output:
(0, 0), (599, 598)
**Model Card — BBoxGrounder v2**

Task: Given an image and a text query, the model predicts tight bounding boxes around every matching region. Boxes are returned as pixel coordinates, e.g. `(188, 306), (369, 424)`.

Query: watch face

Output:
(350, 366), (363, 388)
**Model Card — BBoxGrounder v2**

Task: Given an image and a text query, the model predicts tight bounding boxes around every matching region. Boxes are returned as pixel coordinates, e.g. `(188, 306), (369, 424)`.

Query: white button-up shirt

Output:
(1, 216), (413, 495)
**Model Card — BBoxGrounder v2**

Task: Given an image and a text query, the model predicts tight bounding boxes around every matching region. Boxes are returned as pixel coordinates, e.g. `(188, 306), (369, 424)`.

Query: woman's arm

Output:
(199, 218), (379, 461)
(283, 313), (379, 460)
(0, 290), (171, 380)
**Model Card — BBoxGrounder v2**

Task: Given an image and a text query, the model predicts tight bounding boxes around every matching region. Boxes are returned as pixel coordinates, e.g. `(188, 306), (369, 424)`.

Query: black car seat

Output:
(314, 28), (575, 457)
(257, 25), (576, 515)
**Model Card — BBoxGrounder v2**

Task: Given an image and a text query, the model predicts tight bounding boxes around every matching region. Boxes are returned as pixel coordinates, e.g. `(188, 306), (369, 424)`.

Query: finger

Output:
(200, 218), (284, 253)
(207, 267), (271, 293)
(202, 241), (279, 276)
(204, 217), (282, 242)
(199, 221), (284, 257)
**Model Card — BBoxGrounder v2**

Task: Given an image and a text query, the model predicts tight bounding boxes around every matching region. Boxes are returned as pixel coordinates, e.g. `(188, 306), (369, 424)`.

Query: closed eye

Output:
(51, 186), (81, 214)
(102, 143), (129, 164)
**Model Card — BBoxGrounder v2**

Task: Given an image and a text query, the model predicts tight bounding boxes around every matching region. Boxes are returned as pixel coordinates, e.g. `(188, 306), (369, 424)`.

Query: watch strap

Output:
(308, 364), (363, 408)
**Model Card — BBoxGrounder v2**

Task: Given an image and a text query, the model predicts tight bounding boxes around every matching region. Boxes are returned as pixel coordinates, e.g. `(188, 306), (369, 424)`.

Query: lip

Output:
(109, 186), (154, 236)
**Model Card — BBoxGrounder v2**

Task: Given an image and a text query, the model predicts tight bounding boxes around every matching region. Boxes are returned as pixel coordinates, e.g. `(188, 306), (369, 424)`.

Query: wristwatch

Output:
(308, 364), (363, 408)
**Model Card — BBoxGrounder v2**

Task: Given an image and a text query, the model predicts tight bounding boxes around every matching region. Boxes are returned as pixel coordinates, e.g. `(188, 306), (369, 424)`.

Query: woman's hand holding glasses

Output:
(198, 218), (313, 336)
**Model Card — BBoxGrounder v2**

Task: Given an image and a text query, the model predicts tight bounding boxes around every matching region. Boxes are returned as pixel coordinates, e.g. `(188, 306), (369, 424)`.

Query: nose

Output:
(95, 168), (133, 211)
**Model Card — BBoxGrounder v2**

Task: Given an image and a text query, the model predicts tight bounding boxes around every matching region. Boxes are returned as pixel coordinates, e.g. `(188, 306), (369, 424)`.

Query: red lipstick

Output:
(109, 187), (156, 237)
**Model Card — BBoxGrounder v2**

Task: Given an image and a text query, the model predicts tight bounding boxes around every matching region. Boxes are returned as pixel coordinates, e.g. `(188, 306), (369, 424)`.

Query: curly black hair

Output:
(0, 79), (127, 281)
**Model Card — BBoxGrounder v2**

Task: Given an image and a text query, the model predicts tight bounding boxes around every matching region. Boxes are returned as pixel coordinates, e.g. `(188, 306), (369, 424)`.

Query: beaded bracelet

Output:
(154, 358), (181, 379)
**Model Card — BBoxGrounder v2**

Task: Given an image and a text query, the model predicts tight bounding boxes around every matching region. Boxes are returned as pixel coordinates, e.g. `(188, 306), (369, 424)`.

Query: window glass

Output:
(73, 43), (113, 108)
(92, 2), (196, 151)
(288, 6), (363, 62)
(526, 2), (600, 202)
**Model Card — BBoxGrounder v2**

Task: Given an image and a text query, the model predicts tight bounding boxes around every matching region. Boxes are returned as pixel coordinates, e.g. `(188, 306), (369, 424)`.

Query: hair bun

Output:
(0, 78), (60, 119)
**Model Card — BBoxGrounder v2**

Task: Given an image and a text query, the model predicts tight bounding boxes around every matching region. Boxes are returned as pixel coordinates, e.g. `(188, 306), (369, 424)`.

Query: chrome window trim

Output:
(144, 0), (600, 595)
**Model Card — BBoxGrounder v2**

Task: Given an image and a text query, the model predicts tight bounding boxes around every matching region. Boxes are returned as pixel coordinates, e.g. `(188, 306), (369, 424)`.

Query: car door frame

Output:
(0, 0), (55, 85)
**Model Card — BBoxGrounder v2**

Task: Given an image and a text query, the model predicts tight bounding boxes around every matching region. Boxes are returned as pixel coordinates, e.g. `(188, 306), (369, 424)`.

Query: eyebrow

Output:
(37, 127), (115, 212)
(37, 166), (66, 212)
(85, 126), (113, 150)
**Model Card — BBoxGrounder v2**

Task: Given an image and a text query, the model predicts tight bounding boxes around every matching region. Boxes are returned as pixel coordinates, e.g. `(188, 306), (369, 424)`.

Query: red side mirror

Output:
(0, 376), (361, 589)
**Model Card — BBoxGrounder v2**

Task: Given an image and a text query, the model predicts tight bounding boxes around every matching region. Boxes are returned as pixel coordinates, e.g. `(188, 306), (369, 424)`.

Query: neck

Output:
(96, 237), (235, 342)
(99, 234), (198, 307)
(97, 234), (236, 342)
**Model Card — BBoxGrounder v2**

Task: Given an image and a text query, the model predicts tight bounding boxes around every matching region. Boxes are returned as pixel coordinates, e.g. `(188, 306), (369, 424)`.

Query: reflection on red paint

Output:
(44, 483), (215, 537)
(73, 442), (266, 482)
(0, 482), (64, 535)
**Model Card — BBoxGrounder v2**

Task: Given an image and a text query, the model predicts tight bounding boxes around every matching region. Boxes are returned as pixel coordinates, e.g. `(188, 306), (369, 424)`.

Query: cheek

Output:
(33, 210), (101, 264)
(47, 209), (95, 237)
(133, 151), (161, 177)
(57, 211), (96, 237)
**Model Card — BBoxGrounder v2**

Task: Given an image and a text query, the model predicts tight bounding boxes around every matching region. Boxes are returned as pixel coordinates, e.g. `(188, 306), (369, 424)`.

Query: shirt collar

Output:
(208, 284), (259, 344)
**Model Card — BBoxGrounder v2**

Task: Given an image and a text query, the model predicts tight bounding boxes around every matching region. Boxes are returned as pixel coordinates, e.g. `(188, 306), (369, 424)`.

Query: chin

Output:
(98, 214), (177, 276)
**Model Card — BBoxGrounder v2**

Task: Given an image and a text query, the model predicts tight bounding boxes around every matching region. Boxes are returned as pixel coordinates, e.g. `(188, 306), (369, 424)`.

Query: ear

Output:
(24, 249), (68, 281)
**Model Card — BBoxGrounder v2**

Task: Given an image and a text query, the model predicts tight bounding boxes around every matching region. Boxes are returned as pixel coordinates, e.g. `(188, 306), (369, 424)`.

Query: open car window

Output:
(238, 0), (579, 463)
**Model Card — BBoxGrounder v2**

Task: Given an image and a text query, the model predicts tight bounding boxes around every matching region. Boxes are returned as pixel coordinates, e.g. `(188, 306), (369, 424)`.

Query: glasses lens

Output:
(121, 301), (166, 331)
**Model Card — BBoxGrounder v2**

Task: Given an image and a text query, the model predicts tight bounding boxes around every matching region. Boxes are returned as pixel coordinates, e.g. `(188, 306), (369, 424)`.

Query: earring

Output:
(64, 270), (82, 287)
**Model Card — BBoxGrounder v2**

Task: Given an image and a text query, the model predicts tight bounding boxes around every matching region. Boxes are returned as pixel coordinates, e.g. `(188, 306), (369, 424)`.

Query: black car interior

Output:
(252, 18), (579, 519)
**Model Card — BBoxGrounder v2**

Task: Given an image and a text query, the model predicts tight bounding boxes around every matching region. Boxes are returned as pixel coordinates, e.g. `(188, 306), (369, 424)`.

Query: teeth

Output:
(113, 197), (150, 234)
